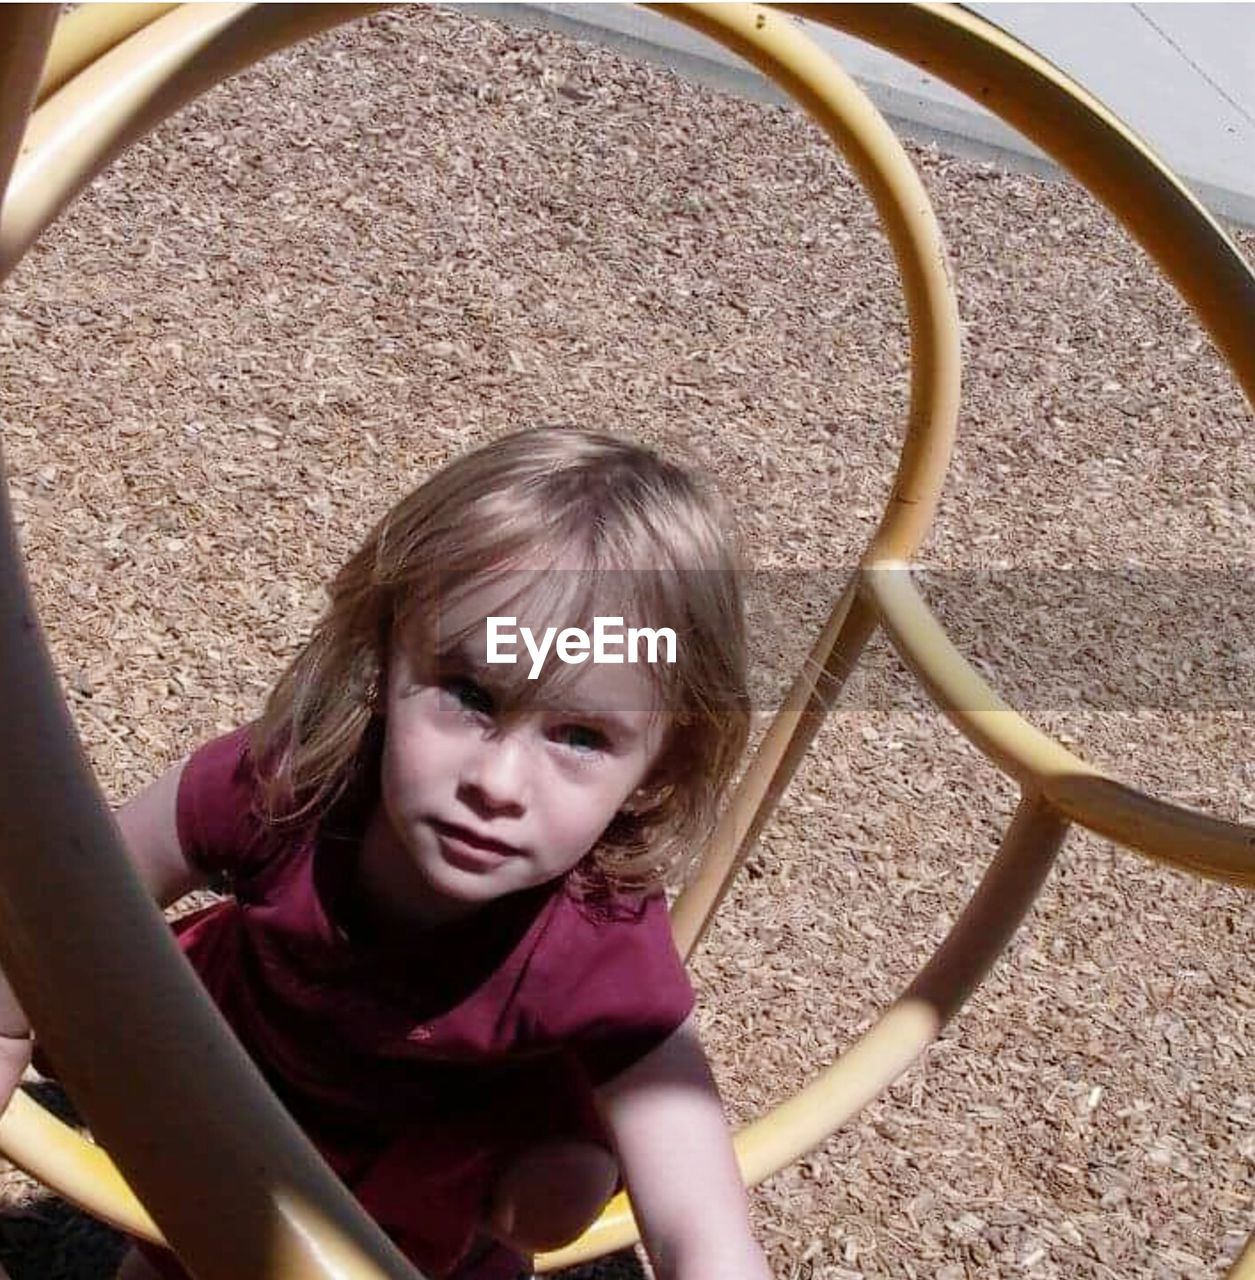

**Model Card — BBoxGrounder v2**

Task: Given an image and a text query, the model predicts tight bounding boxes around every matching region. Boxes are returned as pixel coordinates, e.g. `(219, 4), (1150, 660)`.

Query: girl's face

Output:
(359, 572), (671, 929)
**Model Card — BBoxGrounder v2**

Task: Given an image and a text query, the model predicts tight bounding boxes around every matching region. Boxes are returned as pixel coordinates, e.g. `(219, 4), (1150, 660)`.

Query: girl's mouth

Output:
(428, 818), (522, 863)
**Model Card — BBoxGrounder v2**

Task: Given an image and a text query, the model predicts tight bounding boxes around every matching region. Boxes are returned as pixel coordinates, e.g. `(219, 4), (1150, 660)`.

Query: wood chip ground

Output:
(0, 8), (1252, 1279)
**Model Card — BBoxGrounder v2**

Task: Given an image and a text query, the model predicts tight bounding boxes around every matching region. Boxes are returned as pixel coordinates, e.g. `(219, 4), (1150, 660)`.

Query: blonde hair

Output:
(251, 427), (749, 890)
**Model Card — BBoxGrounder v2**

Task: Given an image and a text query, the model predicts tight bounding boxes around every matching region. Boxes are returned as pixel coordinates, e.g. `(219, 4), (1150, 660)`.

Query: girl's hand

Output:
(595, 1017), (772, 1280)
(0, 1031), (32, 1116)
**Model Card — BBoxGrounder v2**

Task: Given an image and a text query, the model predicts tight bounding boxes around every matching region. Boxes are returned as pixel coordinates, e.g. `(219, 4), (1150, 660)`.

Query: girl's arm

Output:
(595, 1015), (771, 1280)
(110, 758), (208, 907)
(0, 758), (207, 1103)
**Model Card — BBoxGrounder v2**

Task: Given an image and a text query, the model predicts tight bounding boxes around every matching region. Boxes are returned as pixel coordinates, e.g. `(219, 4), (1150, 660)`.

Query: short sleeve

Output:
(535, 892), (695, 1087)
(175, 727), (272, 877)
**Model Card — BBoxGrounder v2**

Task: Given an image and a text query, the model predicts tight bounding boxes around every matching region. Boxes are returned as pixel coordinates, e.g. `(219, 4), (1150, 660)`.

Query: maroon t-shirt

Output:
(164, 727), (693, 1277)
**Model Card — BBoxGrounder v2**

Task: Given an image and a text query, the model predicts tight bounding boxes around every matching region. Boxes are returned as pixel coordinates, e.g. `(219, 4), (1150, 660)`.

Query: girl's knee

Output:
(484, 1138), (618, 1254)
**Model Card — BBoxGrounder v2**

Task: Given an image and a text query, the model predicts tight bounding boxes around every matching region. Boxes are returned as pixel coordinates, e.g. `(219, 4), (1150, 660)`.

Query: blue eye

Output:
(555, 724), (608, 754)
(442, 676), (494, 717)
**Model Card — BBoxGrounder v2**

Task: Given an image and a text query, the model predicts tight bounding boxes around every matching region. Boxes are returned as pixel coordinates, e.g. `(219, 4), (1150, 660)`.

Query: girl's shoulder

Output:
(177, 725), (305, 882)
(535, 866), (674, 960)
(522, 873), (694, 1083)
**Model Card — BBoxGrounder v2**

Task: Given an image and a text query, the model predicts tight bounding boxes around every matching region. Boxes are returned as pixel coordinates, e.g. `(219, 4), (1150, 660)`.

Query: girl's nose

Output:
(458, 729), (527, 817)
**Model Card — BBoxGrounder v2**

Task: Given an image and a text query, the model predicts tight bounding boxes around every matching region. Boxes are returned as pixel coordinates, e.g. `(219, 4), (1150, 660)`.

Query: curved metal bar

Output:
(768, 4), (1255, 879)
(781, 4), (1255, 410)
(651, 3), (962, 564)
(865, 564), (1255, 885)
(0, 433), (416, 1279)
(662, 1), (962, 957)
(36, 4), (178, 106)
(2, 3), (389, 282)
(541, 792), (1070, 1269)
(0, 1092), (158, 1238)
(0, 8), (58, 207)
(770, 7), (1255, 1274)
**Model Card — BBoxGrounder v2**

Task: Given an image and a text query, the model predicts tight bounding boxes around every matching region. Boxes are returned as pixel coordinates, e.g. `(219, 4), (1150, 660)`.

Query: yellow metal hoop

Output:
(0, 3), (1251, 1277)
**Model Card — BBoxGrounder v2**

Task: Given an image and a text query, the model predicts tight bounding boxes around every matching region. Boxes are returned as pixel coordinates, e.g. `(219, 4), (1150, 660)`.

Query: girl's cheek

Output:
(558, 753), (604, 780)
(410, 691), (462, 733)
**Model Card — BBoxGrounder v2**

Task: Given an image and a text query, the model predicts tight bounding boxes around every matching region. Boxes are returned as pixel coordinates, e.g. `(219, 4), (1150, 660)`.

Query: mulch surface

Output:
(0, 7), (1252, 1279)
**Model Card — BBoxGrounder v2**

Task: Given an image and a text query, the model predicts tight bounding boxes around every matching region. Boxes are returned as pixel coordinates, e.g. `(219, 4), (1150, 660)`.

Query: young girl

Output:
(0, 428), (769, 1280)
